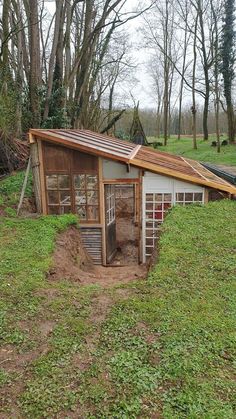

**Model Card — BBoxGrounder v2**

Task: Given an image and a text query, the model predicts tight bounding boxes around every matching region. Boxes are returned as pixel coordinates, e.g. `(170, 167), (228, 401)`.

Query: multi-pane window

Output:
(144, 191), (204, 260)
(74, 174), (99, 221)
(46, 175), (71, 214)
(175, 192), (203, 205)
(106, 185), (115, 225)
(145, 193), (172, 259)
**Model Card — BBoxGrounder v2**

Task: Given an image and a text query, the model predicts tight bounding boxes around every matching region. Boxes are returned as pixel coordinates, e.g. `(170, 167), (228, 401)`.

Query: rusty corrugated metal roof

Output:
(29, 129), (236, 194)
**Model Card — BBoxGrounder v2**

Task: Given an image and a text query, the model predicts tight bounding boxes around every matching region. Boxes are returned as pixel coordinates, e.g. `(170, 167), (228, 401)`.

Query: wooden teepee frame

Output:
(130, 102), (147, 145)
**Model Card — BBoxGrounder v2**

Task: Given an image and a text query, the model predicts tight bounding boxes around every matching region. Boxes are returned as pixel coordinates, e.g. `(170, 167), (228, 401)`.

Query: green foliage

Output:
(149, 136), (236, 166)
(0, 81), (18, 135)
(115, 129), (131, 141)
(42, 65), (70, 129)
(4, 207), (17, 217)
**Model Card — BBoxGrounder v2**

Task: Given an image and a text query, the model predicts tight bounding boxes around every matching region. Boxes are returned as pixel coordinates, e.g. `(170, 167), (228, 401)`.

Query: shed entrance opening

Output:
(105, 183), (139, 266)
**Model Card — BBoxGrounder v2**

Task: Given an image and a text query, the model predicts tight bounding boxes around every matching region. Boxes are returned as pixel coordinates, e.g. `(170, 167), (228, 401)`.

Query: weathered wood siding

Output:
(80, 227), (102, 265)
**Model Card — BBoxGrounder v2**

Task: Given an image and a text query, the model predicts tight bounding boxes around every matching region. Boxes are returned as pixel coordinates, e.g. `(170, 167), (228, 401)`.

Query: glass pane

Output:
(154, 212), (163, 220)
(76, 206), (86, 219)
(185, 193), (193, 201)
(87, 206), (99, 220)
(74, 174), (85, 189)
(87, 191), (98, 205)
(176, 193), (184, 201)
(155, 203), (162, 211)
(48, 206), (60, 215)
(146, 193), (153, 202)
(155, 193), (163, 201)
(75, 190), (86, 205)
(164, 202), (172, 210)
(87, 175), (98, 189)
(194, 192), (203, 201)
(48, 190), (59, 204)
(146, 203), (153, 211)
(153, 221), (160, 229)
(60, 191), (71, 205)
(164, 193), (172, 202)
(46, 175), (58, 189)
(58, 175), (70, 189)
(146, 238), (154, 246)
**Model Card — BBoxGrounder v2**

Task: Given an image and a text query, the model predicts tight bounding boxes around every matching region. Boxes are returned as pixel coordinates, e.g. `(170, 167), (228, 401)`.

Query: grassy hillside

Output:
(0, 171), (32, 216)
(148, 136), (236, 166)
(0, 200), (235, 417)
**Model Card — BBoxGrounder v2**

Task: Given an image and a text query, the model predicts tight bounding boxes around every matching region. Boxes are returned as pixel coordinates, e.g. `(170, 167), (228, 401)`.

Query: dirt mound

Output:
(47, 226), (94, 281)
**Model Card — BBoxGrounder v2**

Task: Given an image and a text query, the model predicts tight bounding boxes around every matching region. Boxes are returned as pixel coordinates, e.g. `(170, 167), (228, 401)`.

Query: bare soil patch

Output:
(47, 226), (95, 282)
(48, 226), (147, 286)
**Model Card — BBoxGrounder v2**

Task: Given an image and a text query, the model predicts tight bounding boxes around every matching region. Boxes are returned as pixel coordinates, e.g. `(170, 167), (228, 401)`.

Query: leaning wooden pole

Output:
(30, 142), (42, 213)
(17, 156), (31, 216)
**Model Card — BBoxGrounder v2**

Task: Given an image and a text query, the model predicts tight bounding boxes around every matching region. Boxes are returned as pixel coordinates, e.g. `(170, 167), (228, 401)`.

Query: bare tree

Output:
(28, 0), (41, 128)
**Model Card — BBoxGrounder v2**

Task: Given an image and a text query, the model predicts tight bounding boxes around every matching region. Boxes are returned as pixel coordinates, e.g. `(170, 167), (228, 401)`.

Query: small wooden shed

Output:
(29, 129), (236, 265)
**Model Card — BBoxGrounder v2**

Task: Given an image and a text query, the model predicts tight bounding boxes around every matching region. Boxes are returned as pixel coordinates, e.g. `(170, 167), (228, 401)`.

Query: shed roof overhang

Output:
(29, 129), (236, 195)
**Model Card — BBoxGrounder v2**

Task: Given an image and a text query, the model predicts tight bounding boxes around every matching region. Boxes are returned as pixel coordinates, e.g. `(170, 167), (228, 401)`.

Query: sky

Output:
(44, 0), (154, 109)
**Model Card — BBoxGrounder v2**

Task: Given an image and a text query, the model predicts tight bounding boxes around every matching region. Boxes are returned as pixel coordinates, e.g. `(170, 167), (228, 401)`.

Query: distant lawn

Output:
(148, 136), (236, 166)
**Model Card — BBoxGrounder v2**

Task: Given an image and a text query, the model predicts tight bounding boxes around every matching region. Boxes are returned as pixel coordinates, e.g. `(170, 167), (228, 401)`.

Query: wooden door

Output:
(105, 184), (117, 263)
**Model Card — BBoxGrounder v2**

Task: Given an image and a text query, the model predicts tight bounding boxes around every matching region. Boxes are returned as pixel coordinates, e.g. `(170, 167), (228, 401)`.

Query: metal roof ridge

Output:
(181, 156), (209, 182)
(129, 145), (142, 160)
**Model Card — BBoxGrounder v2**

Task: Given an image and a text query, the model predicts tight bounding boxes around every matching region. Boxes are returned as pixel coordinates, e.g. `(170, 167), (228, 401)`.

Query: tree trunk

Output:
(197, 0), (209, 141)
(192, 14), (198, 150)
(28, 0), (41, 128)
(43, 0), (64, 121)
(178, 6), (188, 140)
(15, 0), (24, 137)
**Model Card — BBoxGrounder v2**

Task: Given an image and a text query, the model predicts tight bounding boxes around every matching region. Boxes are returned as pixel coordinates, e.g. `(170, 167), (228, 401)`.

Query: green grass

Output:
(0, 170), (33, 214)
(0, 200), (236, 417)
(148, 135), (236, 166)
(74, 200), (236, 418)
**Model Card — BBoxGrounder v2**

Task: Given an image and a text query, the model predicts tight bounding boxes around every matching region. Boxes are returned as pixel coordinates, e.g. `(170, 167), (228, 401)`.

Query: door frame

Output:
(104, 184), (117, 264)
(102, 179), (141, 265)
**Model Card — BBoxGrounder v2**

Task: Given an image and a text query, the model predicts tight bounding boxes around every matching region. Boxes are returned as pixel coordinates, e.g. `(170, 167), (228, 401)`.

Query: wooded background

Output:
(0, 0), (235, 171)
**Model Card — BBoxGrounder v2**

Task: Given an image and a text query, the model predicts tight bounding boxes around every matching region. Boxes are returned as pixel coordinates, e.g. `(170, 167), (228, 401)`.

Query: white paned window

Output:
(106, 185), (115, 226)
(145, 193), (172, 259)
(175, 192), (203, 205)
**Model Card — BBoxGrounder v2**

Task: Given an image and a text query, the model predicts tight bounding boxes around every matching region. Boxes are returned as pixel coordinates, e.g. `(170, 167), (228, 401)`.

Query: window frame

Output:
(74, 173), (99, 222)
(105, 184), (116, 226)
(45, 174), (72, 215)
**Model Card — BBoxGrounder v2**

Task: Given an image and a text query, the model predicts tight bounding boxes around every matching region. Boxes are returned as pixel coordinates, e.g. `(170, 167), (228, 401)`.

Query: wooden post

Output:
(99, 158), (106, 266)
(30, 139), (42, 213)
(204, 188), (209, 204)
(17, 156), (31, 216)
(37, 140), (47, 214)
